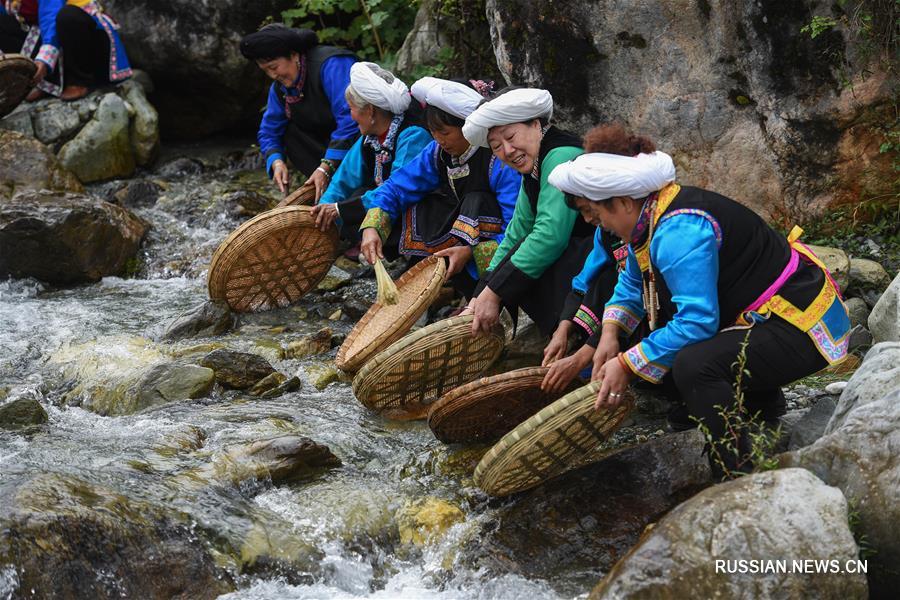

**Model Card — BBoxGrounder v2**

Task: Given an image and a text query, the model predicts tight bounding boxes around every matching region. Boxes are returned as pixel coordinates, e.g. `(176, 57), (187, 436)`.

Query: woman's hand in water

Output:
(542, 320), (572, 367)
(271, 160), (290, 194)
(434, 245), (473, 280)
(310, 202), (338, 231)
(360, 228), (383, 265)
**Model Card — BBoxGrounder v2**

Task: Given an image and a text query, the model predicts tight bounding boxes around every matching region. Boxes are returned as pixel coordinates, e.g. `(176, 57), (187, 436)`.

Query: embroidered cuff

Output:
(573, 304), (601, 338)
(360, 207), (392, 241)
(472, 241), (498, 275)
(36, 44), (59, 70)
(602, 304), (642, 335)
(623, 344), (668, 384)
(450, 216), (481, 246)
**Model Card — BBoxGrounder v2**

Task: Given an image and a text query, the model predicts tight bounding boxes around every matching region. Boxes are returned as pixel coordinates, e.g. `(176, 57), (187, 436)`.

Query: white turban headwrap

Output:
(410, 77), (484, 120)
(349, 61), (411, 115)
(548, 152), (677, 200)
(462, 88), (554, 148)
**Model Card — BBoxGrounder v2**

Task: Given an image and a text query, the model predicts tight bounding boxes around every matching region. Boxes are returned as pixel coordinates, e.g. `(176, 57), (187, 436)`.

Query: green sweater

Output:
(487, 146), (584, 277)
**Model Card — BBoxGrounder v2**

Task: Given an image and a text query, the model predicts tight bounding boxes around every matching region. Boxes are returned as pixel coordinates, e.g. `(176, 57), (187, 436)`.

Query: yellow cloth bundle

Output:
(374, 259), (399, 305)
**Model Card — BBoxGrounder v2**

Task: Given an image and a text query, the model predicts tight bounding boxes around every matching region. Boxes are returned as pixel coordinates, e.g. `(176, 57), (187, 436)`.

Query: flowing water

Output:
(0, 141), (587, 600)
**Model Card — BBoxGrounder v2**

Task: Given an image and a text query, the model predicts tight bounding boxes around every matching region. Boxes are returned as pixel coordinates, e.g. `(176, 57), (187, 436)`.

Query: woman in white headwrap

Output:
(462, 87), (596, 336)
(548, 130), (850, 478)
(310, 62), (433, 243)
(356, 77), (521, 295)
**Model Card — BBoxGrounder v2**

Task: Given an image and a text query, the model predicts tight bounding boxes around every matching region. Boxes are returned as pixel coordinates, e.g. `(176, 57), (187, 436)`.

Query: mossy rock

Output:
(0, 397), (48, 431)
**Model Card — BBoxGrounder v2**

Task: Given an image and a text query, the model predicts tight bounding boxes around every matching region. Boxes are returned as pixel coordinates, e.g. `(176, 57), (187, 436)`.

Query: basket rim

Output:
(207, 205), (336, 310)
(429, 366), (550, 411)
(336, 256), (447, 372)
(279, 185), (316, 207)
(473, 381), (633, 495)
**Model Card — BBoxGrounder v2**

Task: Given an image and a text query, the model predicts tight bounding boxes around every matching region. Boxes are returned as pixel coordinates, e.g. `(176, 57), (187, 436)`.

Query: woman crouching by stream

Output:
(548, 136), (851, 479)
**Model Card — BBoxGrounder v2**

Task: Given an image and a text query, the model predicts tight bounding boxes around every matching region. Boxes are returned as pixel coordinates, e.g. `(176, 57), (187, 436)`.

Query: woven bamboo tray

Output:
(352, 313), (506, 421)
(474, 382), (634, 497)
(336, 256), (446, 373)
(277, 184), (316, 208)
(207, 205), (337, 312)
(428, 366), (582, 444)
(0, 54), (36, 118)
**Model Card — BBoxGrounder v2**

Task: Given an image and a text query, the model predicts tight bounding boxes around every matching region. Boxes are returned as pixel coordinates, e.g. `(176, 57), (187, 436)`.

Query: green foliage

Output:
(693, 331), (783, 480)
(847, 498), (878, 560)
(282, 0), (420, 62)
(800, 15), (839, 38)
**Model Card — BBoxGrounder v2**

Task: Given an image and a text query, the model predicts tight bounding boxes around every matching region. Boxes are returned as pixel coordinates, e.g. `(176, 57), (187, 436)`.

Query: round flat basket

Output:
(336, 256), (446, 373)
(474, 382), (634, 497)
(278, 184), (316, 207)
(0, 54), (36, 118)
(352, 313), (506, 421)
(208, 205), (337, 312)
(428, 366), (582, 444)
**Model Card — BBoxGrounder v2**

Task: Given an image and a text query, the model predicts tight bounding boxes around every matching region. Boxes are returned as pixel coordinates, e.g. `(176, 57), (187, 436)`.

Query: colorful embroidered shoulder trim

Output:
(658, 208), (723, 248)
(634, 182), (681, 272)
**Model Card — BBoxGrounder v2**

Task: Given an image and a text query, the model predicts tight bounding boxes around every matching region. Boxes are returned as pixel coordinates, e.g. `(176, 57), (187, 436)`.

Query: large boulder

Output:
(868, 272), (900, 343)
(590, 468), (867, 599)
(58, 93), (136, 182)
(848, 257), (891, 292)
(0, 190), (148, 285)
(102, 0), (298, 139)
(781, 389), (900, 596)
(0, 130), (82, 198)
(160, 300), (235, 341)
(199, 349), (276, 389)
(0, 474), (233, 599)
(826, 342), (900, 432)
(485, 0), (894, 218)
(0, 397), (48, 431)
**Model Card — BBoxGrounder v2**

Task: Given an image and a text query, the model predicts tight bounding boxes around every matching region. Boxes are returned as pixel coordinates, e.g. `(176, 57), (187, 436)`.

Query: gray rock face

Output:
(868, 272), (900, 343)
(0, 397), (48, 431)
(219, 435), (341, 485)
(32, 101), (81, 145)
(849, 257), (891, 292)
(395, 0), (449, 74)
(781, 390), (900, 596)
(0, 190), (148, 285)
(788, 396), (837, 450)
(123, 80), (160, 166)
(200, 349), (275, 389)
(590, 469), (867, 599)
(0, 130), (83, 198)
(58, 93), (135, 182)
(102, 0), (297, 138)
(844, 297), (871, 329)
(485, 0), (893, 217)
(161, 301), (235, 341)
(827, 342), (900, 433)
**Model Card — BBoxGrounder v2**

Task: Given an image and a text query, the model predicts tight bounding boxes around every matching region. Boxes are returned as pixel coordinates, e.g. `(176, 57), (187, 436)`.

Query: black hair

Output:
(240, 24), (318, 61)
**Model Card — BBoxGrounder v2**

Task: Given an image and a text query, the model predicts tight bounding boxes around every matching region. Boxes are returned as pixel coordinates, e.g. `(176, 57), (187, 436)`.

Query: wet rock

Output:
(222, 190), (273, 216)
(787, 396), (837, 450)
(200, 349), (275, 389)
(590, 469), (866, 599)
(0, 130), (83, 198)
(334, 255), (363, 272)
(827, 342), (900, 432)
(259, 376), (301, 399)
(305, 364), (348, 391)
(248, 372), (287, 396)
(124, 363), (214, 415)
(122, 79), (160, 166)
(218, 435), (341, 485)
(317, 266), (353, 291)
(328, 309), (343, 321)
(478, 430), (710, 582)
(848, 324), (873, 352)
(284, 328), (333, 360)
(805, 245), (850, 293)
(31, 100), (82, 145)
(237, 518), (321, 584)
(341, 296), (370, 320)
(158, 156), (205, 177)
(161, 300), (235, 341)
(113, 179), (162, 208)
(0, 474), (233, 599)
(781, 389), (900, 596)
(868, 272), (900, 343)
(58, 93), (136, 182)
(0, 397), (48, 431)
(397, 497), (465, 546)
(0, 190), (148, 285)
(844, 297), (870, 329)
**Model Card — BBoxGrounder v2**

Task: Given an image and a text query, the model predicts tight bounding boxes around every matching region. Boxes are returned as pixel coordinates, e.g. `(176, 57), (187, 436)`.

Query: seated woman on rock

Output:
(357, 77), (521, 296)
(240, 24), (358, 199)
(541, 124), (651, 394)
(309, 62), (433, 242)
(548, 145), (851, 478)
(0, 0), (132, 101)
(461, 87), (595, 335)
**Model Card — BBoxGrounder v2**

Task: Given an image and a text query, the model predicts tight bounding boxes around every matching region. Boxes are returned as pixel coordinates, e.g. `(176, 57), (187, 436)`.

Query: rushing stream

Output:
(1, 140), (595, 599)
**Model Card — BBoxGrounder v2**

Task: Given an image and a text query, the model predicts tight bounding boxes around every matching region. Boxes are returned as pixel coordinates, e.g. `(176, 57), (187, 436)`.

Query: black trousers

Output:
(0, 14), (26, 53)
(670, 315), (827, 475)
(56, 5), (111, 87)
